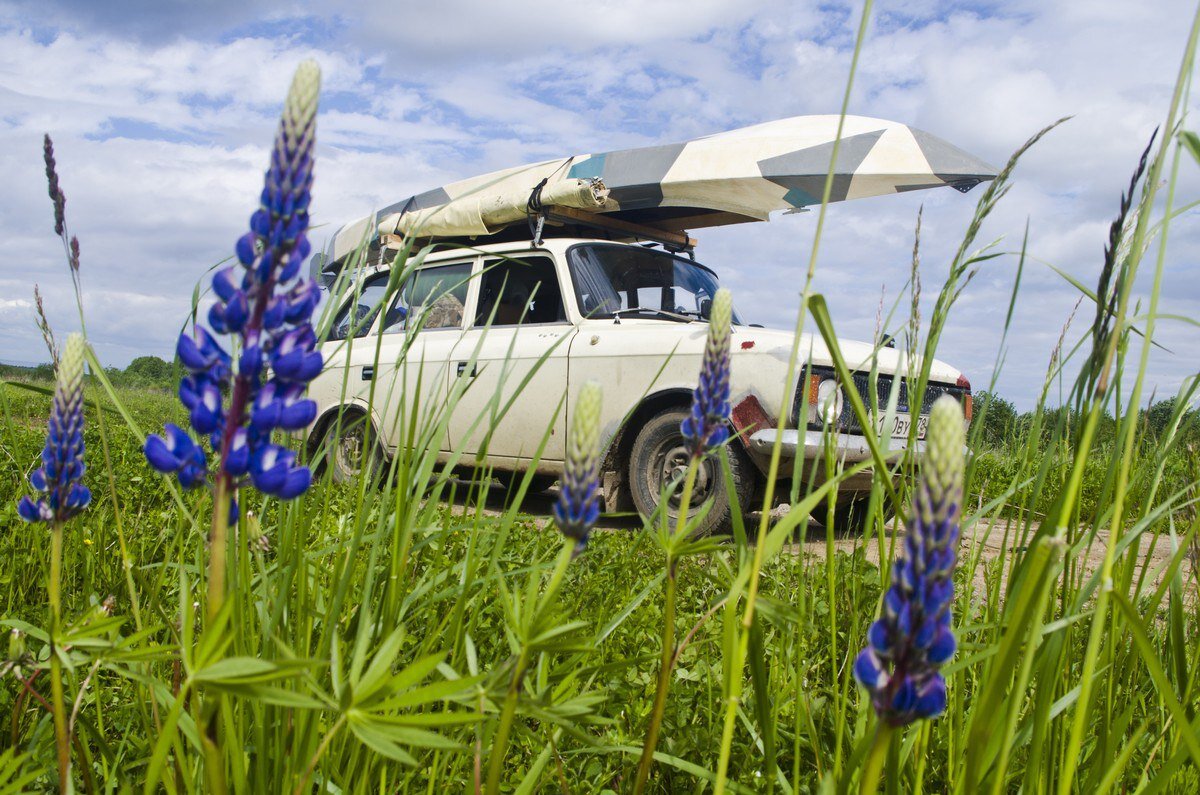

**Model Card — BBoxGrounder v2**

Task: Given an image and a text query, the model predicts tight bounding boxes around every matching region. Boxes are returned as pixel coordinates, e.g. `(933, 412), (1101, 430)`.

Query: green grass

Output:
(0, 381), (896, 792)
(0, 331), (1196, 793)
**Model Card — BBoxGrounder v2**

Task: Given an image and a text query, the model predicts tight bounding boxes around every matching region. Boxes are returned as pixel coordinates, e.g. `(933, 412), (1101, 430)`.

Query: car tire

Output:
(323, 410), (385, 484)
(628, 407), (756, 536)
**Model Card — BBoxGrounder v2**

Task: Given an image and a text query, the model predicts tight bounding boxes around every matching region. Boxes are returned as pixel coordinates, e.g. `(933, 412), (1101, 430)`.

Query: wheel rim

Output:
(647, 435), (717, 513)
(335, 424), (365, 475)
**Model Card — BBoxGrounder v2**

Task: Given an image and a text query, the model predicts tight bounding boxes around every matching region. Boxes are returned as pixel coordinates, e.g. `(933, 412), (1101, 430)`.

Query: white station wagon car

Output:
(306, 113), (992, 532)
(306, 236), (972, 534)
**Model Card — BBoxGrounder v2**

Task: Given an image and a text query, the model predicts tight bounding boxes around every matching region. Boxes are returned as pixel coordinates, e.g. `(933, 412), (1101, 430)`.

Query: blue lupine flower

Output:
(553, 381), (603, 557)
(18, 333), (91, 524)
(250, 444), (312, 499)
(144, 423), (210, 488)
(680, 288), (733, 458)
(144, 61), (322, 519)
(853, 396), (966, 726)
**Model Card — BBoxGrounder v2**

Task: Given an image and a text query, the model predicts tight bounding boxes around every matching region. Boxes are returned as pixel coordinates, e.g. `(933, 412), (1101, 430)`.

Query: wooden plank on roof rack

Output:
(545, 206), (697, 249)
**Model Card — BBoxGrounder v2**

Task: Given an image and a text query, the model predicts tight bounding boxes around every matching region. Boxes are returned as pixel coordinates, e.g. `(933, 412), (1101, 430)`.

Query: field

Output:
(1, 316), (1198, 795)
(4, 14), (1200, 795)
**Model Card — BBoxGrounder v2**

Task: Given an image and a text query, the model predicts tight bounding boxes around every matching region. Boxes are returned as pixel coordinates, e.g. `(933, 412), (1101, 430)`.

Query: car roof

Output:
(327, 237), (717, 291)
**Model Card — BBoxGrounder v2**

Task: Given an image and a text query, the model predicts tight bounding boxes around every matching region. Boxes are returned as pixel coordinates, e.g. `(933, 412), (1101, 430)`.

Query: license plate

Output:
(875, 413), (928, 440)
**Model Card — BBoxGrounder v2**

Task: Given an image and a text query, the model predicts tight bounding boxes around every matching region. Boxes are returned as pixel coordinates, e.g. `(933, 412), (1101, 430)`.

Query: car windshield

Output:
(566, 243), (740, 322)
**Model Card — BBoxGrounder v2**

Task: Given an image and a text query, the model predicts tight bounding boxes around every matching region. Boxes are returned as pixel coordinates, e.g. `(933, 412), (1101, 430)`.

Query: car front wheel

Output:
(323, 410), (384, 484)
(628, 407), (756, 536)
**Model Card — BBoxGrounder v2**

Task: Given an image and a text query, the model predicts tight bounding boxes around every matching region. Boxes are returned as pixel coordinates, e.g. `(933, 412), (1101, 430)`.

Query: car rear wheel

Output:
(628, 407), (755, 536)
(323, 410), (384, 484)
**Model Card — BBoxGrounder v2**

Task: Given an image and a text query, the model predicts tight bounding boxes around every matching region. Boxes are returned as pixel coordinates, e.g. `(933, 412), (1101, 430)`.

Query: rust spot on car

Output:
(730, 394), (773, 439)
(740, 340), (755, 350)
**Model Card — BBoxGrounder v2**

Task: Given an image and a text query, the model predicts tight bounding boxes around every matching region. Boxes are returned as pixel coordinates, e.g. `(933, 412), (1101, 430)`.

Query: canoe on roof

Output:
(326, 114), (997, 266)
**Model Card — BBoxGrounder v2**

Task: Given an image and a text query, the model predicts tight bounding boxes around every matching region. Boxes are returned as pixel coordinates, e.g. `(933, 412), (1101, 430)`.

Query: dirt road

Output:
(468, 484), (1189, 589)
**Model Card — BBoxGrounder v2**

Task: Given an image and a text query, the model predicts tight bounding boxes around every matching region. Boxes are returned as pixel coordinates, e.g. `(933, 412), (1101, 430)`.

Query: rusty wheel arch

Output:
(306, 403), (379, 462)
(598, 388), (764, 511)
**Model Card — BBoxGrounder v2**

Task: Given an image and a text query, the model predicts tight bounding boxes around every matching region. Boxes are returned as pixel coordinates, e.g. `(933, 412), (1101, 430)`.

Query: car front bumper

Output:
(746, 428), (926, 462)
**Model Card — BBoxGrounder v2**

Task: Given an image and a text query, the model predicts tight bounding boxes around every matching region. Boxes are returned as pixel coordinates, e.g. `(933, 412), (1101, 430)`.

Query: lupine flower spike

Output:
(634, 290), (734, 795)
(680, 287), (732, 458)
(553, 381), (602, 557)
(144, 60), (322, 518)
(18, 333), (90, 524)
(855, 395), (966, 726)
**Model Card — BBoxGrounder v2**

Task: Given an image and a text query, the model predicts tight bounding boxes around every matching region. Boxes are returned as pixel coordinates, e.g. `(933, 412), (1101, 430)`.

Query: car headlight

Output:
(801, 372), (844, 427)
(816, 379), (844, 425)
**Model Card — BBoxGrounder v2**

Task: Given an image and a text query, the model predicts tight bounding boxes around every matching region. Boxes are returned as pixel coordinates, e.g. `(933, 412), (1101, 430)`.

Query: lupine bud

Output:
(3, 629), (27, 680)
(680, 288), (733, 458)
(553, 381), (603, 557)
(8, 628), (24, 662)
(143, 61), (323, 519)
(854, 395), (965, 726)
(18, 333), (90, 524)
(246, 511), (270, 553)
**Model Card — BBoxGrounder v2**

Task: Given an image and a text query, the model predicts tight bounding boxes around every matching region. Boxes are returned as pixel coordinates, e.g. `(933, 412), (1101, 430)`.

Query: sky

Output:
(1, 0), (1197, 409)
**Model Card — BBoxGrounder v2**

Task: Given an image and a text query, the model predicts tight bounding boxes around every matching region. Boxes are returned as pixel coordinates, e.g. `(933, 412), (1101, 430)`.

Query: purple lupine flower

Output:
(553, 381), (603, 557)
(853, 395), (966, 726)
(144, 61), (323, 519)
(18, 334), (90, 524)
(680, 288), (733, 458)
(144, 424), (209, 488)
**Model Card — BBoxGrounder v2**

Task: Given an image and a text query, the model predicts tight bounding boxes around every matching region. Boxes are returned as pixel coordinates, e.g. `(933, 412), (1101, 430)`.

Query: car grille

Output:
(795, 368), (970, 433)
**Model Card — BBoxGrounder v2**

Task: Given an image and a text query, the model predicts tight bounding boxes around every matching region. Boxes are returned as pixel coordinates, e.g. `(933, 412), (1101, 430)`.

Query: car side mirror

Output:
(699, 298), (712, 320)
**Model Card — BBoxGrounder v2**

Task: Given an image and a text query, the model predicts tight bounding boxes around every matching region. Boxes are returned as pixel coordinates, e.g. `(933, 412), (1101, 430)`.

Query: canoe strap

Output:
(526, 177), (550, 246)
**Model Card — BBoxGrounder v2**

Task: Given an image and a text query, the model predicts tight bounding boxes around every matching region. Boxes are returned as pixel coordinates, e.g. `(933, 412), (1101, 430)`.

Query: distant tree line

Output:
(972, 389), (1200, 450)
(1, 355), (179, 392)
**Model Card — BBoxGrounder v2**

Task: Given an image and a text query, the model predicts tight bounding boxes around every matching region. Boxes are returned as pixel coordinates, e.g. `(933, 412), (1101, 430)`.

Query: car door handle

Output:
(456, 362), (477, 378)
(362, 365), (374, 381)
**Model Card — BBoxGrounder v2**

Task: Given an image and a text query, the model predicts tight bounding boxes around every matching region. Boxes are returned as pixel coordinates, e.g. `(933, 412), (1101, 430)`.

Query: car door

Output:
(371, 258), (476, 453)
(315, 270), (397, 431)
(448, 253), (576, 464)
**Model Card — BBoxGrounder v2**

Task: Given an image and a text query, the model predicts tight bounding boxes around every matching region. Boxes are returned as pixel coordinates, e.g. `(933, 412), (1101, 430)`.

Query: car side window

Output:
(382, 262), (472, 333)
(473, 256), (566, 327)
(329, 274), (390, 341)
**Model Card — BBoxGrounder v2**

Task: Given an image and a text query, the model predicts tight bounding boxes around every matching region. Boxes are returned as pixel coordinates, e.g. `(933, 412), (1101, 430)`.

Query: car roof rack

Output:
(538, 206), (696, 252)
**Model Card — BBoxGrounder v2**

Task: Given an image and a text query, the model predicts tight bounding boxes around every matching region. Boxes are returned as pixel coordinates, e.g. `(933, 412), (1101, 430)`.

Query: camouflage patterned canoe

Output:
(327, 114), (996, 265)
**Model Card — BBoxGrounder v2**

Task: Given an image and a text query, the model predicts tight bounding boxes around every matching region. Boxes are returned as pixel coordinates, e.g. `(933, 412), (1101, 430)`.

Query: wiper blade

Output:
(610, 308), (693, 323)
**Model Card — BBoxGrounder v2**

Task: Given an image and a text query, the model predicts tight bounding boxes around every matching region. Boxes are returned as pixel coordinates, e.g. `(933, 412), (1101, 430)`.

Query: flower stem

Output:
(541, 540), (575, 609)
(207, 477), (232, 626)
(860, 723), (894, 794)
(201, 479), (232, 795)
(293, 714), (347, 795)
(633, 459), (697, 793)
(485, 540), (574, 795)
(48, 520), (70, 792)
(633, 559), (677, 793)
(485, 646), (531, 795)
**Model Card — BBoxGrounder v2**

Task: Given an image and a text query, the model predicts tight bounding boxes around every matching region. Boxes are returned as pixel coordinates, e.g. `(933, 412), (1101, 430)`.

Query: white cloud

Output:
(0, 0), (1197, 410)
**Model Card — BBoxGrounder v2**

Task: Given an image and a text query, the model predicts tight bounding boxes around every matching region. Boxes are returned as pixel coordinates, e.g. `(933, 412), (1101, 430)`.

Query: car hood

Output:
(730, 324), (964, 386)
